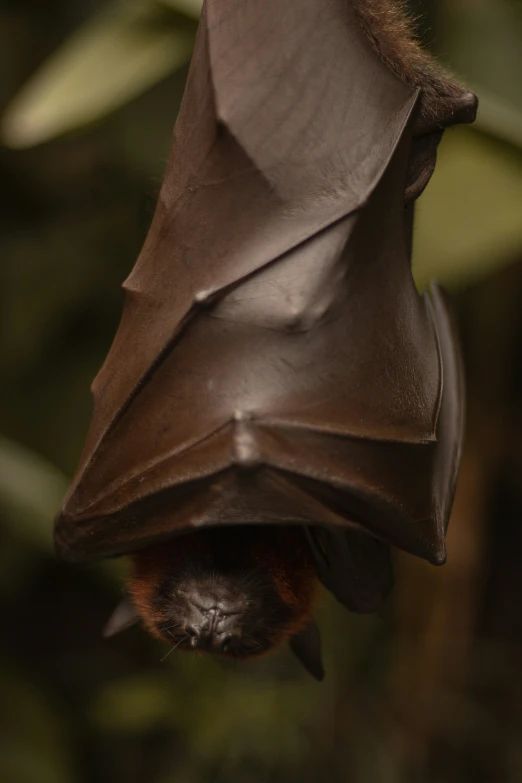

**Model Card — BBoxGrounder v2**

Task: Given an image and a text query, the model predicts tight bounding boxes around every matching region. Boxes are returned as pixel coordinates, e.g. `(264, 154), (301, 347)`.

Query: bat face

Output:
(127, 526), (318, 658)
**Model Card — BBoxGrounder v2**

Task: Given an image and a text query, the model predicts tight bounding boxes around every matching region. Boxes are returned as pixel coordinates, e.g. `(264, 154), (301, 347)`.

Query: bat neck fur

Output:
(352, 0), (470, 128)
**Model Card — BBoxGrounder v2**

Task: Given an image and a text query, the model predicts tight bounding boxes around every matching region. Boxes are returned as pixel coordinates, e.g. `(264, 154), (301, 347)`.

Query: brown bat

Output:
(55, 0), (477, 679)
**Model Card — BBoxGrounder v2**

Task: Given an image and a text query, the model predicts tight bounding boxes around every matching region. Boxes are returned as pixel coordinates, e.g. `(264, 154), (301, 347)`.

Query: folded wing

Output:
(55, 0), (462, 568)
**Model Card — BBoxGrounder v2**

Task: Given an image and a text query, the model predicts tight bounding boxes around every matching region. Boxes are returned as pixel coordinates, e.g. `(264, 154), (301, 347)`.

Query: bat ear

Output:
(289, 620), (324, 681)
(103, 595), (140, 638)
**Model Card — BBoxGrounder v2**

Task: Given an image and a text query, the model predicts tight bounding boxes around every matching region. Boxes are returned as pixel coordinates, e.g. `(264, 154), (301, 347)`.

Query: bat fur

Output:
(352, 0), (475, 130)
(353, 0), (477, 200)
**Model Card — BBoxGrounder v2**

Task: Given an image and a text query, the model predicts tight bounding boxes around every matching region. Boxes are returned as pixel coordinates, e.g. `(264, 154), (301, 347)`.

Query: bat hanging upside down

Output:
(55, 0), (477, 680)
(126, 526), (323, 677)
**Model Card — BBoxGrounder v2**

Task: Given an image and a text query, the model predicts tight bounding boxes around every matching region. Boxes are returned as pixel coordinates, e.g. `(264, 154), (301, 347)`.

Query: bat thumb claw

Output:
(289, 620), (324, 681)
(103, 595), (139, 638)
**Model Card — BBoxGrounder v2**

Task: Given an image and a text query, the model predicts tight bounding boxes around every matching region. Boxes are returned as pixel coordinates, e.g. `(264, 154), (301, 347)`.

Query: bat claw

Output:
(103, 595), (139, 638)
(289, 620), (324, 681)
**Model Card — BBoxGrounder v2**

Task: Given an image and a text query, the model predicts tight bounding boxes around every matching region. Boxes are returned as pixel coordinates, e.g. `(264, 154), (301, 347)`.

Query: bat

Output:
(55, 0), (477, 680)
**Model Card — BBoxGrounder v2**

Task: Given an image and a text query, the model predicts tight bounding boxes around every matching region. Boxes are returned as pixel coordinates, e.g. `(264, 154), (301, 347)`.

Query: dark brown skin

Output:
(55, 0), (475, 676)
(125, 0), (471, 660)
(127, 526), (318, 657)
(56, 0), (470, 567)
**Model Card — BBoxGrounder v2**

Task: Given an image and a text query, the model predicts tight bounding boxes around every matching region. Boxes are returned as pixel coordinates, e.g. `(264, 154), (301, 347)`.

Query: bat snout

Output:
(184, 604), (242, 654)
(185, 623), (236, 654)
(182, 588), (246, 654)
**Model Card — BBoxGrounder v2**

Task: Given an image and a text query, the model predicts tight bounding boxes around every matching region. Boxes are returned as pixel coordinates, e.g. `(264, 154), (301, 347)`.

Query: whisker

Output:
(159, 621), (181, 632)
(161, 632), (186, 662)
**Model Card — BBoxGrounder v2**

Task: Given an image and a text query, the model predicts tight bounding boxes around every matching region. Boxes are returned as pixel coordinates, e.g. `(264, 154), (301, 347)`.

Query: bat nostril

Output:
(185, 624), (200, 647)
(219, 634), (232, 654)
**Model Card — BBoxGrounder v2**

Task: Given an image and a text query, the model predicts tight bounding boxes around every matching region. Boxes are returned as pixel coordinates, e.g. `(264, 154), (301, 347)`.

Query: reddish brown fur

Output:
(352, 0), (466, 126)
(127, 526), (318, 654)
(246, 526), (318, 642)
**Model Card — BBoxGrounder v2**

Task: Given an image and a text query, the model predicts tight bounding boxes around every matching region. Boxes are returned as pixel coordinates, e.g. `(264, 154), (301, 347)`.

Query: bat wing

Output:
(56, 0), (463, 567)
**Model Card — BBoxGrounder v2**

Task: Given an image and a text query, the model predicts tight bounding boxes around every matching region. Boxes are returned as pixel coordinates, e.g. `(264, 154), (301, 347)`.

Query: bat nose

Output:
(183, 597), (242, 653)
(185, 621), (234, 653)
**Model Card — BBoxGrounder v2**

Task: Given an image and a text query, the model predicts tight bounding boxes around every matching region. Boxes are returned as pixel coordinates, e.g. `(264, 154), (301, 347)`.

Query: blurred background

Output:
(1, 0), (522, 781)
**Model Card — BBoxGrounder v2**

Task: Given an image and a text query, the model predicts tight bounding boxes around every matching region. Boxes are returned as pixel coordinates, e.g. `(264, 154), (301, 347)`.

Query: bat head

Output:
(125, 526), (318, 659)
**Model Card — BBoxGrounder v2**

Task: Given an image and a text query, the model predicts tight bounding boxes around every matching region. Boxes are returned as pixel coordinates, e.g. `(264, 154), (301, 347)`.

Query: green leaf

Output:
(472, 86), (522, 150)
(1, 1), (194, 148)
(413, 128), (522, 290)
(159, 0), (203, 19)
(438, 0), (522, 114)
(0, 435), (68, 551)
(436, 0), (522, 150)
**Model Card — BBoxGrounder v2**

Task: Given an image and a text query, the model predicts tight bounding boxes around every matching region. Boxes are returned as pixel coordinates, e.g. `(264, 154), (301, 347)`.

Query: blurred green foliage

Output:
(0, 1), (522, 782)
(1, 1), (198, 148)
